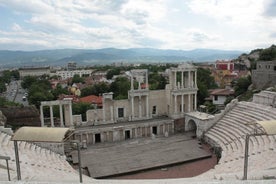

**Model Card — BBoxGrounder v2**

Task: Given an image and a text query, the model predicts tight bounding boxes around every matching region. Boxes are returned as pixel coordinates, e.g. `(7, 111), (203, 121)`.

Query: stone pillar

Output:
(68, 103), (73, 126)
(181, 71), (184, 88)
(171, 122), (175, 134)
(139, 96), (142, 118)
(188, 94), (191, 112)
(131, 75), (134, 90)
(102, 98), (105, 122)
(135, 128), (138, 138)
(194, 94), (197, 111)
(92, 133), (95, 144)
(59, 104), (64, 127)
(194, 71), (197, 88)
(146, 95), (149, 118)
(146, 70), (149, 90)
(174, 71), (177, 89)
(110, 106), (114, 122)
(181, 94), (184, 113)
(40, 105), (44, 127)
(188, 71), (191, 88)
(50, 105), (54, 127)
(131, 96), (134, 119)
(174, 94), (177, 114)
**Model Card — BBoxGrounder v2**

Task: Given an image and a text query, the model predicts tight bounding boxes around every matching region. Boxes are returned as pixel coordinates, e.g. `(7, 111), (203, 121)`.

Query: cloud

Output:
(187, 0), (264, 27)
(270, 32), (276, 38)
(0, 0), (275, 51)
(263, 0), (276, 17)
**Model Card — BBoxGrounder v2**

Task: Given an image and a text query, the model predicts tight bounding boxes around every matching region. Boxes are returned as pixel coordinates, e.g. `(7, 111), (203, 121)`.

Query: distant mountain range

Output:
(0, 48), (243, 68)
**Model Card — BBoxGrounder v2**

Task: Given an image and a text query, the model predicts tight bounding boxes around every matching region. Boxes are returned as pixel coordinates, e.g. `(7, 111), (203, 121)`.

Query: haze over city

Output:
(0, 0), (275, 51)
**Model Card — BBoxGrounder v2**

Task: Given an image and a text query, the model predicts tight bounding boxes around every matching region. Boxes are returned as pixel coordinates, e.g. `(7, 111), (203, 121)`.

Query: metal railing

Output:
(0, 155), (11, 181)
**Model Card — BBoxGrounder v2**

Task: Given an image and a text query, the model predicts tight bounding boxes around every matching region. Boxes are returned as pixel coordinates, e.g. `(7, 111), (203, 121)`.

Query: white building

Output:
(54, 69), (94, 80)
(19, 66), (51, 78)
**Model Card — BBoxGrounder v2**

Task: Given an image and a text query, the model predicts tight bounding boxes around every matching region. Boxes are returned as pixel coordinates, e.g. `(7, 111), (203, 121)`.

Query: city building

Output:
(67, 62), (77, 71)
(209, 88), (234, 106)
(54, 69), (94, 80)
(18, 66), (51, 78)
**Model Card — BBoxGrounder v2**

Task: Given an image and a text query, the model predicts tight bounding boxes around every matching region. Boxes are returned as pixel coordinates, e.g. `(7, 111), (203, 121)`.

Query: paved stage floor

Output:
(72, 133), (212, 178)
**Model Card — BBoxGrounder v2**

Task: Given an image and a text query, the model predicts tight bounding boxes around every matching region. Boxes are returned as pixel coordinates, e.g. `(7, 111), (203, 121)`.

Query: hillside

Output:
(0, 48), (242, 68)
(235, 44), (276, 69)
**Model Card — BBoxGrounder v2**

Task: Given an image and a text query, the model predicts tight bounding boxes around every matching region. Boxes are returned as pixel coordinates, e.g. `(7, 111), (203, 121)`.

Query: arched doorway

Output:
(187, 119), (197, 138)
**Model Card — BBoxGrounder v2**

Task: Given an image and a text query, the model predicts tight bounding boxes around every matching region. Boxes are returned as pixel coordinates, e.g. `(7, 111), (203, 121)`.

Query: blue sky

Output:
(0, 0), (275, 51)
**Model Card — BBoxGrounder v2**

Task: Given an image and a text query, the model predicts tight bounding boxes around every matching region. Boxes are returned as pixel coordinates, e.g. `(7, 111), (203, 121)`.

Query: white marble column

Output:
(139, 96), (142, 118)
(102, 98), (105, 122)
(68, 103), (73, 126)
(194, 94), (197, 111)
(110, 106), (114, 122)
(146, 70), (149, 90)
(40, 105), (44, 127)
(131, 75), (134, 90)
(174, 71), (177, 89)
(188, 71), (191, 88)
(131, 96), (134, 119)
(146, 95), (149, 118)
(174, 94), (177, 114)
(181, 71), (184, 88)
(188, 94), (191, 112)
(194, 71), (197, 88)
(59, 104), (64, 127)
(50, 105), (54, 127)
(181, 94), (184, 113)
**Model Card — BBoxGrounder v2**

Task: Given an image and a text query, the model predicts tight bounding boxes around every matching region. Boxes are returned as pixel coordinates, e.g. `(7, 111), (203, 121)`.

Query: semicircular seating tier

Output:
(0, 129), (93, 182)
(200, 101), (276, 180)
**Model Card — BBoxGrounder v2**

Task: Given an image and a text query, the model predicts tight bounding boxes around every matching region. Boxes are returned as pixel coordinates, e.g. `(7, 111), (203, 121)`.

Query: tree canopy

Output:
(110, 77), (130, 100)
(148, 72), (167, 90)
(233, 76), (251, 97)
(81, 82), (110, 97)
(106, 68), (121, 79)
(259, 45), (276, 61)
(196, 68), (217, 105)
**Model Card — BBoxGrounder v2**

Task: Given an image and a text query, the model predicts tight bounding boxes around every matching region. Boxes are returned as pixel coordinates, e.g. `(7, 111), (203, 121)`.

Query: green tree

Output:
(259, 45), (276, 61)
(51, 84), (69, 99)
(81, 82), (110, 97)
(21, 76), (38, 89)
(197, 82), (208, 106)
(106, 68), (121, 80)
(234, 76), (251, 96)
(196, 68), (217, 105)
(0, 79), (6, 93)
(0, 97), (20, 107)
(11, 70), (20, 80)
(27, 80), (53, 108)
(148, 72), (167, 90)
(72, 102), (94, 121)
(110, 77), (130, 99)
(71, 74), (84, 84)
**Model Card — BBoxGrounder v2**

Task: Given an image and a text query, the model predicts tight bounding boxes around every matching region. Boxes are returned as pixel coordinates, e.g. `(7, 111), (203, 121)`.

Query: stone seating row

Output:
(203, 101), (276, 180)
(0, 130), (81, 182)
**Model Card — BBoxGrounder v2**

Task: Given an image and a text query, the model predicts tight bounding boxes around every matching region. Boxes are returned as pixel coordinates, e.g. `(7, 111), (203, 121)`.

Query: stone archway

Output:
(186, 119), (197, 137)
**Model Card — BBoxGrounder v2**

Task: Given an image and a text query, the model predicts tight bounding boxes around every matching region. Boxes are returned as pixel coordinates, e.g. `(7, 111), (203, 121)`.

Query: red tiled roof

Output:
(58, 94), (79, 103)
(210, 89), (234, 96)
(79, 95), (103, 106)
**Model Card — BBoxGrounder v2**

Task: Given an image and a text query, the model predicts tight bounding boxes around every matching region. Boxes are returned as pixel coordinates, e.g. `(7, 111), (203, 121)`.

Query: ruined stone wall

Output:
(113, 99), (130, 122)
(253, 90), (276, 107)
(149, 90), (167, 117)
(252, 61), (276, 89)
